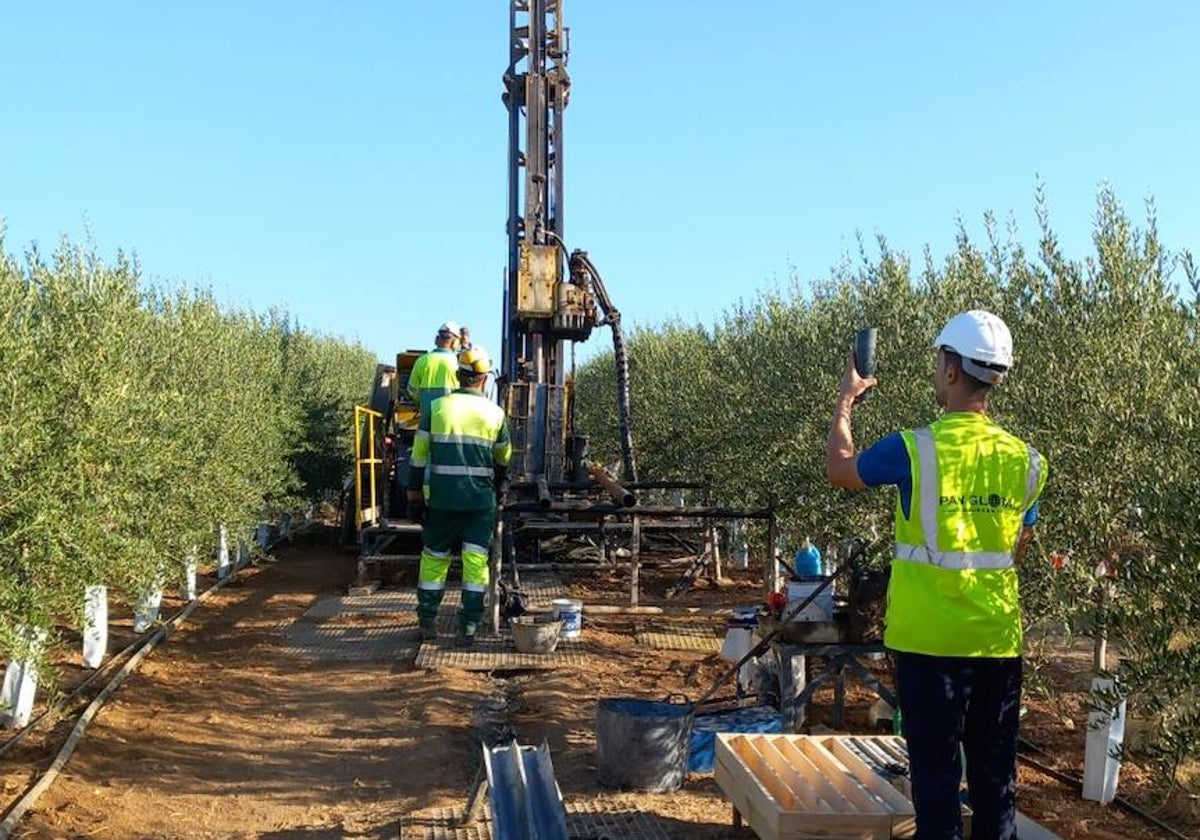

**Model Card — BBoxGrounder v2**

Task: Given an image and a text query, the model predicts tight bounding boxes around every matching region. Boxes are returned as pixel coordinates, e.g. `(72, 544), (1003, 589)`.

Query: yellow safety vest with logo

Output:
(410, 389), (513, 511)
(886, 412), (1047, 658)
(407, 348), (460, 418)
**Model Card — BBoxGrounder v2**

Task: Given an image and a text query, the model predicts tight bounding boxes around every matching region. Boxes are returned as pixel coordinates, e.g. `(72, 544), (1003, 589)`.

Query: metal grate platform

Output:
(414, 633), (586, 671)
(286, 577), (574, 665)
(636, 623), (722, 653)
(399, 802), (672, 840)
(303, 590), (461, 620)
(278, 621), (422, 661)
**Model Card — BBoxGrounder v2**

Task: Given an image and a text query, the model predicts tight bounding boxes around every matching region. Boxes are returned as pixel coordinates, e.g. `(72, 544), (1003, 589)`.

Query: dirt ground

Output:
(1, 531), (1195, 839)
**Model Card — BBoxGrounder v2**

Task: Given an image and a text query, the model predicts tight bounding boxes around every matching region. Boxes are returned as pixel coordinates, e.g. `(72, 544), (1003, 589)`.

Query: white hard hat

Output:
(437, 320), (462, 338)
(933, 310), (1013, 384)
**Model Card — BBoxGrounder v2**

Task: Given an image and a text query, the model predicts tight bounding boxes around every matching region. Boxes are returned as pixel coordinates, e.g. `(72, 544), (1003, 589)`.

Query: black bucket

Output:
(596, 695), (694, 792)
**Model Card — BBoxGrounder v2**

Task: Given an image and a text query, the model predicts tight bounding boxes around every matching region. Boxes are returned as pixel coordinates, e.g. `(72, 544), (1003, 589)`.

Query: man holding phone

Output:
(826, 311), (1047, 840)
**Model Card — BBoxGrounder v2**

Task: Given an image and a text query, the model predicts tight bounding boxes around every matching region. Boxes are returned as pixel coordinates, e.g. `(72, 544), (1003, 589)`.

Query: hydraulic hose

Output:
(574, 250), (637, 482)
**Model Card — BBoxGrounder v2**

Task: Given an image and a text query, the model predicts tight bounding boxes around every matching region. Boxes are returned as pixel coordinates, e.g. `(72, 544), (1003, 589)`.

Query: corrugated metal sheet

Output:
(484, 741), (567, 840)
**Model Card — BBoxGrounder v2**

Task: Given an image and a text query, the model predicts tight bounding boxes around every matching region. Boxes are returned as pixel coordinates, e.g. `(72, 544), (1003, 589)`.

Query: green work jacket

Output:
(409, 388), (512, 511)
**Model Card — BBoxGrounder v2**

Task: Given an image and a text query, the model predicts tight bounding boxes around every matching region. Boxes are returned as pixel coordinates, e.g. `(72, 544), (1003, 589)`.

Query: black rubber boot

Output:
(459, 590), (486, 640)
(417, 588), (444, 639)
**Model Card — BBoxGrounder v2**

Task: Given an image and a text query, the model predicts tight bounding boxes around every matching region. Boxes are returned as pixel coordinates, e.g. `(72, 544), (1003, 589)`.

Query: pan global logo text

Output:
(938, 494), (1019, 511)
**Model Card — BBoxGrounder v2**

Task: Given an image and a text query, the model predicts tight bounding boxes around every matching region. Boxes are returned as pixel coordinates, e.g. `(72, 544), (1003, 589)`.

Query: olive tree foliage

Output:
(575, 188), (1200, 789)
(0, 234), (377, 669)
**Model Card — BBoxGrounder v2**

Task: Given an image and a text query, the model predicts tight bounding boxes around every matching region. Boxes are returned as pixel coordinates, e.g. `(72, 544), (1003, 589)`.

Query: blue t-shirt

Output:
(856, 433), (1039, 526)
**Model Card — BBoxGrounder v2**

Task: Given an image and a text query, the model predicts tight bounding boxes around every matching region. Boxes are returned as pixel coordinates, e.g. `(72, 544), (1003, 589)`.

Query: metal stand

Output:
(775, 642), (896, 731)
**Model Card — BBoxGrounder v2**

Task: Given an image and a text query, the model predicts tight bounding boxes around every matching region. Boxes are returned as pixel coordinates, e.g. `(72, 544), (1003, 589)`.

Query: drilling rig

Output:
(349, 2), (779, 614)
(499, 0), (635, 489)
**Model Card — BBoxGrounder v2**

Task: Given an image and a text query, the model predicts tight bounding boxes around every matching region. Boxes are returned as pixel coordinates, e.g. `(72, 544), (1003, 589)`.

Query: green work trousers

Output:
(416, 506), (496, 635)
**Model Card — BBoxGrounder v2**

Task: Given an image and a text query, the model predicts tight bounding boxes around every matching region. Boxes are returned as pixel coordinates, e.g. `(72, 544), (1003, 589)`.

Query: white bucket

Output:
(785, 578), (834, 623)
(552, 599), (583, 639)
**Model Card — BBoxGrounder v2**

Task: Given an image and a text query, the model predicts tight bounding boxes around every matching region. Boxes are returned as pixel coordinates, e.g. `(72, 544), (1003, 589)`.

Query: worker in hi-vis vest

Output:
(827, 310), (1047, 840)
(407, 321), (464, 420)
(408, 346), (511, 646)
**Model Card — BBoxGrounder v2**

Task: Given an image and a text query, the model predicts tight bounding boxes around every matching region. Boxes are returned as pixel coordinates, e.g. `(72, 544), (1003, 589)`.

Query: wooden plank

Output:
(824, 738), (914, 813)
(826, 739), (917, 838)
(728, 735), (798, 810)
(769, 736), (854, 814)
(752, 734), (829, 814)
(796, 738), (890, 816)
(716, 736), (785, 836)
(715, 747), (781, 839)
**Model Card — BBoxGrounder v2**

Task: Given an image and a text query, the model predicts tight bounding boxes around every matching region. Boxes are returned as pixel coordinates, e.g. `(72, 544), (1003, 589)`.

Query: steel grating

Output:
(278, 622), (422, 661)
(399, 802), (671, 840)
(303, 590), (461, 620)
(636, 624), (722, 653)
(415, 633), (587, 671)
(308, 576), (567, 619)
(287, 577), (574, 665)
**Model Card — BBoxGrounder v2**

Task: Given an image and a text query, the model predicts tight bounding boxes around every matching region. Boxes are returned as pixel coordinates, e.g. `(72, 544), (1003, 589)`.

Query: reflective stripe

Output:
(462, 542), (489, 557)
(912, 427), (940, 550)
(417, 581), (446, 591)
(415, 430), (430, 441)
(430, 464), (495, 478)
(432, 432), (493, 447)
(1024, 448), (1043, 511)
(423, 547), (452, 559)
(896, 542), (1015, 570)
(410, 456), (427, 468)
(907, 426), (1016, 571)
(462, 582), (488, 593)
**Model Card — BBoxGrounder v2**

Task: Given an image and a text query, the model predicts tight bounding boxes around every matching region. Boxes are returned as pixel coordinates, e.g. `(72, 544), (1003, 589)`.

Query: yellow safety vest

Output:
(407, 348), (460, 418)
(885, 412), (1047, 658)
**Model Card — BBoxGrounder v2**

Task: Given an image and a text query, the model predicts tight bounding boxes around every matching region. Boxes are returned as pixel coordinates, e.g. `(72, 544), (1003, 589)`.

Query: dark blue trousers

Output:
(893, 651), (1022, 840)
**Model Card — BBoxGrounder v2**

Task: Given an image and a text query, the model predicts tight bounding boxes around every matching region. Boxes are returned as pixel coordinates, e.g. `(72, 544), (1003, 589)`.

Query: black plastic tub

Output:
(596, 695), (694, 792)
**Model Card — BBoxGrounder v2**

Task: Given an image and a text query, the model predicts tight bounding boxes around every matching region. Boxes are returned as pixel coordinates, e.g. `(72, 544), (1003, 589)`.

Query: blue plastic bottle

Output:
(793, 539), (822, 578)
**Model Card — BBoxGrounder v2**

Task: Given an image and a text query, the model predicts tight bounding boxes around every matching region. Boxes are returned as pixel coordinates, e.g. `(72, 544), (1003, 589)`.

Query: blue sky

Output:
(3, 2), (1197, 364)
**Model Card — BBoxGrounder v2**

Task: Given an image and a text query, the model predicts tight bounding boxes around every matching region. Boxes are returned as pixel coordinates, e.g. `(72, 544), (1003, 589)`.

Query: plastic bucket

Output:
(552, 598), (583, 639)
(596, 695), (694, 792)
(511, 617), (562, 654)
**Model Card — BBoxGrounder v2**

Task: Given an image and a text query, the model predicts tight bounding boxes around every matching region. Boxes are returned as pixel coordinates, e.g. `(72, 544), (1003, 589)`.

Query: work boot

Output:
(454, 629), (476, 648)
(459, 590), (486, 639)
(418, 623), (437, 641)
(416, 587), (445, 628)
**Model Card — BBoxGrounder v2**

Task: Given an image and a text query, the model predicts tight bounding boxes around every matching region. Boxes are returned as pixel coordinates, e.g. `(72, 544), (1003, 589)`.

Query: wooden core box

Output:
(714, 733), (972, 839)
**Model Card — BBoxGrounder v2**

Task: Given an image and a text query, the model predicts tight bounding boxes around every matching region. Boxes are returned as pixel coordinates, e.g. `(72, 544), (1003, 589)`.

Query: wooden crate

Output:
(714, 733), (972, 840)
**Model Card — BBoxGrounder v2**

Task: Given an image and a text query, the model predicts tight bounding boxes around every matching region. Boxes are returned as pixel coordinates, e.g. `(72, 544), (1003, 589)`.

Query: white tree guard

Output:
(180, 547), (198, 601)
(217, 524), (231, 580)
(133, 587), (163, 633)
(82, 585), (108, 669)
(1, 628), (46, 729)
(1082, 676), (1126, 804)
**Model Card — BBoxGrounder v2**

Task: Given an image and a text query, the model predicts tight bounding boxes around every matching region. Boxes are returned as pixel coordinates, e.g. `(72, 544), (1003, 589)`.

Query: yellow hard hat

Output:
(458, 346), (491, 375)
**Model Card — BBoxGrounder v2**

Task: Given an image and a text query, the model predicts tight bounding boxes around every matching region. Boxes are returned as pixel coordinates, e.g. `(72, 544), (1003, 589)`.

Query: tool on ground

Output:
(854, 327), (877, 403)
(693, 538), (874, 709)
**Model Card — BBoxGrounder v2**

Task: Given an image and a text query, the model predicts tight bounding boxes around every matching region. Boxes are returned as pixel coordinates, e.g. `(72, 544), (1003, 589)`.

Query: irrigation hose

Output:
(0, 631), (146, 760)
(0, 523), (308, 838)
(1017, 738), (1194, 840)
